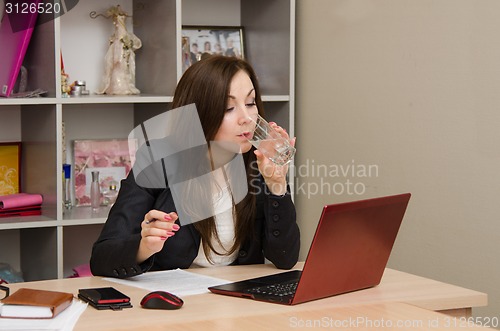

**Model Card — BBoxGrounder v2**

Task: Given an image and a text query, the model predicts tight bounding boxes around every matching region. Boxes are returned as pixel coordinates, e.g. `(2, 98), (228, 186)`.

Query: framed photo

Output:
(181, 25), (245, 72)
(73, 139), (137, 206)
(0, 142), (21, 195)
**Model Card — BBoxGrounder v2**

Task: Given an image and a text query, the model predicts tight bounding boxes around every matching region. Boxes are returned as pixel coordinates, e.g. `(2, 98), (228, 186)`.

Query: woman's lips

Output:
(238, 131), (252, 139)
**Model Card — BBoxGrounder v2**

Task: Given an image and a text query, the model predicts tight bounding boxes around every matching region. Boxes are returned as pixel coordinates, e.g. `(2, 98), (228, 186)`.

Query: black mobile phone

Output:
(78, 287), (131, 306)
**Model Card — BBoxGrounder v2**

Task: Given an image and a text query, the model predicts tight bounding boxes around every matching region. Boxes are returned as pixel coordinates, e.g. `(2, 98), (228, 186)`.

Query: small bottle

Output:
(90, 171), (101, 211)
(103, 182), (118, 207)
(62, 164), (72, 209)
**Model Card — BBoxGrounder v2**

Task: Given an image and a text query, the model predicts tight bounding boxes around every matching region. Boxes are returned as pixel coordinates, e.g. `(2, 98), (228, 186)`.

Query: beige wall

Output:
(296, 0), (500, 319)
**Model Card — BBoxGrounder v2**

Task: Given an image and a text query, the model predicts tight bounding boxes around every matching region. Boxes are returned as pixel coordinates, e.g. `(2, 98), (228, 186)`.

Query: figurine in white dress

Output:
(96, 5), (142, 95)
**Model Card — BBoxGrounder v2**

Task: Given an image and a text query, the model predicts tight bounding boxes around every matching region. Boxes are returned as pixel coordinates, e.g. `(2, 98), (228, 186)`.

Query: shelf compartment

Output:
(20, 226), (58, 281)
(62, 224), (103, 278)
(21, 104), (58, 220)
(134, 0), (178, 95)
(242, 0), (293, 96)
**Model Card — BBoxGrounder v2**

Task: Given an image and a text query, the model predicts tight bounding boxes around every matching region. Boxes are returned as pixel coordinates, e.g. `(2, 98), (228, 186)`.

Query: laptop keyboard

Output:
(246, 281), (298, 297)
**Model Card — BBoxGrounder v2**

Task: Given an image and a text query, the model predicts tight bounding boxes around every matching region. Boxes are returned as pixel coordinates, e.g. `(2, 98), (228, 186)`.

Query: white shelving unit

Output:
(0, 0), (295, 281)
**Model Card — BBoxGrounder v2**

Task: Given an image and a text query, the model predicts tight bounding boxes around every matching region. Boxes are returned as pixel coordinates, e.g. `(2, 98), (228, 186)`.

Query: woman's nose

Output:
(238, 113), (250, 126)
(236, 106), (251, 124)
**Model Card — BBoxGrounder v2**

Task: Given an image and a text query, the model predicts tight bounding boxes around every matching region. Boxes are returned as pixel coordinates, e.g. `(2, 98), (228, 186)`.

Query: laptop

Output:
(208, 193), (411, 305)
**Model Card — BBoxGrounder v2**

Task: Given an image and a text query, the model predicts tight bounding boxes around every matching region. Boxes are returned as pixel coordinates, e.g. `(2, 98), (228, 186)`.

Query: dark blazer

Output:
(90, 166), (300, 278)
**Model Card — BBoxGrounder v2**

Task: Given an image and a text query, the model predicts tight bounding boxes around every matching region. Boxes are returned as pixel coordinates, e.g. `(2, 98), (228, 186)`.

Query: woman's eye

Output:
(226, 107), (235, 112)
(246, 102), (256, 107)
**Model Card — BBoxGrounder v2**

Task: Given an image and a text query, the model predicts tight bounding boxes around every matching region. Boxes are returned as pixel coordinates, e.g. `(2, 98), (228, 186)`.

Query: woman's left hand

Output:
(254, 123), (296, 196)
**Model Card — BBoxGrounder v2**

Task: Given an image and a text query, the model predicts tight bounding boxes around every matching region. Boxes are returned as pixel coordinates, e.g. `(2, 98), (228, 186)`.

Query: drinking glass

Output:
(245, 114), (295, 166)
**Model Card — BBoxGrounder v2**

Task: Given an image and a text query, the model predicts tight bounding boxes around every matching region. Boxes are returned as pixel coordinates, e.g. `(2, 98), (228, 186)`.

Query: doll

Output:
(94, 5), (142, 95)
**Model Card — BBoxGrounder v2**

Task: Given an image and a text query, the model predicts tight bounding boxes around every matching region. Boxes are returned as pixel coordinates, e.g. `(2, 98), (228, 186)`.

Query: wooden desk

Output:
(4, 263), (488, 331)
(165, 302), (492, 331)
(192, 263), (487, 318)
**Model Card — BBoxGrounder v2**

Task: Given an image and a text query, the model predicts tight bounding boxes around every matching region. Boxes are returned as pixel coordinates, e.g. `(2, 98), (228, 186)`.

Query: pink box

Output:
(0, 193), (43, 209)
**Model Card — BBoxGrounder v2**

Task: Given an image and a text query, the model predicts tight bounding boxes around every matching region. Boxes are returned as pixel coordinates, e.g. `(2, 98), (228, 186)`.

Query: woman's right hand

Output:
(137, 210), (179, 263)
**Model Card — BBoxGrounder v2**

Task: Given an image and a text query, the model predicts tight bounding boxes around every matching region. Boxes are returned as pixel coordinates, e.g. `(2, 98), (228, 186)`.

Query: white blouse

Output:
(191, 185), (239, 267)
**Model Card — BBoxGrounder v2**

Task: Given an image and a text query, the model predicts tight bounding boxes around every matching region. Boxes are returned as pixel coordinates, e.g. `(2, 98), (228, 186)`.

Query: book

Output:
(0, 1), (41, 97)
(0, 288), (73, 319)
(0, 193), (43, 209)
(0, 205), (41, 218)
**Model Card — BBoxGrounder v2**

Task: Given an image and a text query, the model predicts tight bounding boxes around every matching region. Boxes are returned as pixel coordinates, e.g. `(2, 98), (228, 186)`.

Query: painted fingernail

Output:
(172, 224), (180, 231)
(160, 236), (167, 240)
(164, 215), (172, 220)
(167, 231), (175, 236)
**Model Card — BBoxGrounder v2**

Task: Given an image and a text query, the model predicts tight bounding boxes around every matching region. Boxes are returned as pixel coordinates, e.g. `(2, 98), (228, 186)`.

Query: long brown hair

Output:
(172, 56), (264, 261)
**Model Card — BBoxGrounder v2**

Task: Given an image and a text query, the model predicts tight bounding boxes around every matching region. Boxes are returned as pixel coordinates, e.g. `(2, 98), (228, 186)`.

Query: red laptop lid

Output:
(292, 193), (411, 304)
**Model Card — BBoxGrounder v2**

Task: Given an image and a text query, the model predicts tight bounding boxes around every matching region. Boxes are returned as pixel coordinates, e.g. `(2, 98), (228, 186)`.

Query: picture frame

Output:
(73, 139), (137, 206)
(181, 25), (245, 73)
(0, 142), (21, 195)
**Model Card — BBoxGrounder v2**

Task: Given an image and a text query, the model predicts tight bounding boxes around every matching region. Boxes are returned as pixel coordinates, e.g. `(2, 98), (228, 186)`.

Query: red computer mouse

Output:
(140, 291), (184, 310)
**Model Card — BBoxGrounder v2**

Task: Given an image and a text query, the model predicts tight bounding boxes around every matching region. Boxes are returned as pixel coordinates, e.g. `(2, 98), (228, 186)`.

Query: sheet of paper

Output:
(104, 268), (230, 296)
(0, 299), (87, 331)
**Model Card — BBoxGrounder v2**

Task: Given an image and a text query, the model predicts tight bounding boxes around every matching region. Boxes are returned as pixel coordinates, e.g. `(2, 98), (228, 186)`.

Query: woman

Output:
(90, 56), (300, 278)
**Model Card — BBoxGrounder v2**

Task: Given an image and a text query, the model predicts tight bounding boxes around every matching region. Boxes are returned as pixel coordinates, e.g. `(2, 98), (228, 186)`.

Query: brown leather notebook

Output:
(0, 288), (73, 319)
